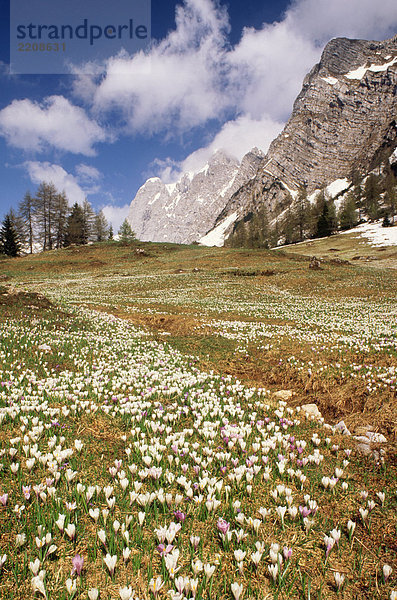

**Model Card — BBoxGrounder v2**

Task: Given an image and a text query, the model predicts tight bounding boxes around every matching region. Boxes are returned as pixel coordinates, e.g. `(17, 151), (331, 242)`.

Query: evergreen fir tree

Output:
(316, 198), (337, 238)
(108, 225), (114, 240)
(8, 207), (26, 249)
(64, 203), (86, 246)
(0, 214), (21, 257)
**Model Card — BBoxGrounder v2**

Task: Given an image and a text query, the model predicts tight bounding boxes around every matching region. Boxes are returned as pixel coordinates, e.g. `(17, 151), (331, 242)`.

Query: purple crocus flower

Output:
(174, 510), (186, 523)
(217, 518), (230, 535)
(22, 486), (31, 500)
(299, 506), (311, 518)
(0, 494), (8, 507)
(156, 544), (174, 556)
(71, 554), (84, 575)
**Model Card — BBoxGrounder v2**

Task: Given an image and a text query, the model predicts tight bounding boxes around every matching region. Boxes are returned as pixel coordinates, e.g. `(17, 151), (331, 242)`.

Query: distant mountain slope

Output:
(128, 148), (264, 244)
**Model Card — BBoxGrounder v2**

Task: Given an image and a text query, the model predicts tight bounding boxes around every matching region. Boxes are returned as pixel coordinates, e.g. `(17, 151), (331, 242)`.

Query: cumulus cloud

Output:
(101, 203), (130, 232)
(85, 0), (397, 132)
(86, 0), (231, 134)
(0, 96), (106, 155)
(24, 161), (87, 204)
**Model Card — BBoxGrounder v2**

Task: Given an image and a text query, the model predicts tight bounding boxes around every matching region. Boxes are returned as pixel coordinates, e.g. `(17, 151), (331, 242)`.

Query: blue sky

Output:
(0, 0), (396, 230)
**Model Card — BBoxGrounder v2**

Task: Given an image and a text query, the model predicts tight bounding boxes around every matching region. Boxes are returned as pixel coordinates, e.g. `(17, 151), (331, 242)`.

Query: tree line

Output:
(0, 182), (136, 257)
(227, 160), (397, 249)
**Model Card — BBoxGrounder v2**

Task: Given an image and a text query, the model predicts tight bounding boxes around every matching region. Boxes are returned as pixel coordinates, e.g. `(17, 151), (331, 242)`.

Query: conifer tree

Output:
(384, 166), (396, 224)
(93, 210), (109, 241)
(64, 203), (86, 246)
(282, 207), (297, 245)
(34, 182), (58, 251)
(0, 214), (21, 257)
(339, 191), (358, 230)
(363, 174), (381, 221)
(18, 192), (35, 254)
(82, 198), (95, 242)
(350, 168), (363, 221)
(295, 186), (310, 242)
(8, 207), (26, 249)
(53, 191), (69, 249)
(316, 197), (337, 238)
(118, 219), (136, 242)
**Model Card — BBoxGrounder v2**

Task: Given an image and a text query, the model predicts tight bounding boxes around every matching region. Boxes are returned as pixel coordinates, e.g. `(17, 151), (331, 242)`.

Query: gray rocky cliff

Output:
(128, 148), (264, 244)
(214, 35), (397, 239)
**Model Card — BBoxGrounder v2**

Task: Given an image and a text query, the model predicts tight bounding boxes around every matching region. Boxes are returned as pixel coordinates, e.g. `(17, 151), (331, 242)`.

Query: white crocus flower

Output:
(334, 572), (345, 590)
(103, 553), (117, 575)
(383, 564), (392, 581)
(29, 558), (41, 576)
(231, 582), (244, 600)
(119, 586), (133, 600)
(203, 563), (216, 578)
(65, 578), (77, 595)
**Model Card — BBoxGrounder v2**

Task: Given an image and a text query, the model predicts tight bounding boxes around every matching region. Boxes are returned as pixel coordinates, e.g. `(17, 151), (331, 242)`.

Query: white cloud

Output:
(0, 96), (106, 155)
(76, 164), (102, 182)
(87, 0), (231, 134)
(101, 203), (130, 232)
(228, 22), (318, 122)
(24, 161), (87, 205)
(115, 0), (396, 183)
(285, 0), (397, 44)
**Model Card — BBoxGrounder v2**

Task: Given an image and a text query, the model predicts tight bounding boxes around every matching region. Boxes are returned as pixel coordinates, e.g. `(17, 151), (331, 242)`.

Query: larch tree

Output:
(93, 210), (109, 241)
(118, 219), (136, 242)
(34, 182), (58, 251)
(18, 192), (35, 254)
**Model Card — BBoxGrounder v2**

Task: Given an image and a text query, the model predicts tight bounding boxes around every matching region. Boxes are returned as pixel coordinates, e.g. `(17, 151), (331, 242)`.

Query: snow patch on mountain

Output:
(345, 55), (397, 80)
(199, 212), (238, 247)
